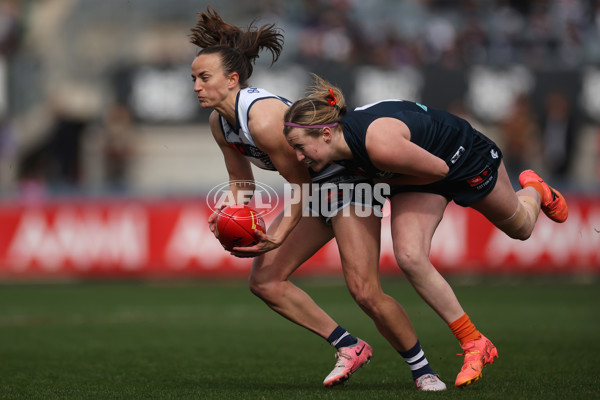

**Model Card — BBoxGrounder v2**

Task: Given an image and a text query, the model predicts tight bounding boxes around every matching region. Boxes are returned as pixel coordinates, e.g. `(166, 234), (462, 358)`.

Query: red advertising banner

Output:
(0, 195), (598, 279)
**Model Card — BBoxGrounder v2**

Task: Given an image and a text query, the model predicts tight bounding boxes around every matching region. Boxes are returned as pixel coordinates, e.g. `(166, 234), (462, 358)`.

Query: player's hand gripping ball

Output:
(215, 205), (266, 251)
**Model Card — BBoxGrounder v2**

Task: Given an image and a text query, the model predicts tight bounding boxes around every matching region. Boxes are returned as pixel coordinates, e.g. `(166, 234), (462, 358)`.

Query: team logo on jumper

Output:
(490, 149), (499, 159)
(466, 166), (493, 188)
(451, 146), (466, 164)
(206, 180), (280, 217)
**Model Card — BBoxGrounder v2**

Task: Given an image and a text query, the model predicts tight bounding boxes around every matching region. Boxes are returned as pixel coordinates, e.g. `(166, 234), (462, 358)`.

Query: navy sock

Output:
(399, 340), (436, 380)
(326, 325), (358, 349)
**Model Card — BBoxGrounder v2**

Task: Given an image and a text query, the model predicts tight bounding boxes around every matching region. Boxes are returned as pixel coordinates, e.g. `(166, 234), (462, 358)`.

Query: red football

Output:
(215, 205), (266, 251)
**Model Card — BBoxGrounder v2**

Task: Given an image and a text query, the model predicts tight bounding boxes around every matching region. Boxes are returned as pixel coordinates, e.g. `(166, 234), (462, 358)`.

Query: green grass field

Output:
(1, 277), (599, 400)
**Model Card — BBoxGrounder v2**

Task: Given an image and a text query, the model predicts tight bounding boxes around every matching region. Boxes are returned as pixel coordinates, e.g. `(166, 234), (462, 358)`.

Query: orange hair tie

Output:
(327, 88), (337, 107)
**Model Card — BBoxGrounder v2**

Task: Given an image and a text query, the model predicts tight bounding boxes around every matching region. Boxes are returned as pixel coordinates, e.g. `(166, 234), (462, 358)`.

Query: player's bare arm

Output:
(209, 110), (255, 187)
(230, 99), (311, 256)
(208, 110), (255, 234)
(366, 117), (449, 184)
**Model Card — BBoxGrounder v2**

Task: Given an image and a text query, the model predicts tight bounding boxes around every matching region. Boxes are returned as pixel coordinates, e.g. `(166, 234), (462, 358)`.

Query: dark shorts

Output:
(309, 164), (387, 223)
(389, 130), (503, 207)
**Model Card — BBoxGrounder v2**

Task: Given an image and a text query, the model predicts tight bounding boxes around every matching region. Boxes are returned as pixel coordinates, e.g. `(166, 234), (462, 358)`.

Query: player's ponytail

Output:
(189, 6), (284, 88)
(283, 74), (347, 137)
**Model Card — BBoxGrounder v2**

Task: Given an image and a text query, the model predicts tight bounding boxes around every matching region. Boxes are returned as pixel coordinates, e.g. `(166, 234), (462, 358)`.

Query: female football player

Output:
(189, 7), (446, 391)
(283, 74), (568, 388)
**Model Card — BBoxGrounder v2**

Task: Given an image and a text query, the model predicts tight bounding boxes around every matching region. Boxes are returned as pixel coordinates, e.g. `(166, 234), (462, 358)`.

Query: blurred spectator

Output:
(368, 28), (420, 68)
(596, 127), (600, 183)
(540, 91), (577, 179)
(0, 0), (21, 57)
(49, 115), (87, 188)
(17, 95), (93, 195)
(421, 14), (459, 67)
(17, 138), (48, 204)
(287, 0), (600, 70)
(486, 0), (524, 66)
(552, 0), (587, 67)
(0, 116), (16, 193)
(456, 14), (487, 65)
(101, 104), (134, 192)
(0, 0), (22, 141)
(447, 99), (486, 135)
(498, 93), (543, 181)
(19, 111), (89, 191)
(296, 0), (367, 64)
(3, 0), (599, 196)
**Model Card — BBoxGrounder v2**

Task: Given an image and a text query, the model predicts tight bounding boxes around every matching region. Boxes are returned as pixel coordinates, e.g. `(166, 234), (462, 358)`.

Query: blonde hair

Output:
(283, 74), (347, 137)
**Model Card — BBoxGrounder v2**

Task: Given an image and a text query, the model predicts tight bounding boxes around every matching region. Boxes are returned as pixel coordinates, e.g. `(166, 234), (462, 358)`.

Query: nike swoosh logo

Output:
(355, 344), (366, 356)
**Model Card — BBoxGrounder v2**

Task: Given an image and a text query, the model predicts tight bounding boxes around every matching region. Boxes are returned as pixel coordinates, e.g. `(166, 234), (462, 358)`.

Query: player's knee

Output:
(248, 277), (264, 299)
(394, 247), (427, 277)
(351, 291), (376, 312)
(248, 273), (279, 301)
(346, 280), (383, 314)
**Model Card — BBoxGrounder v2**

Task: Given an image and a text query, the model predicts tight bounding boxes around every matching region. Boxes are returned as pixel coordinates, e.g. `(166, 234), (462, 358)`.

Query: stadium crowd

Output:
(0, 0), (598, 198)
(259, 0), (600, 69)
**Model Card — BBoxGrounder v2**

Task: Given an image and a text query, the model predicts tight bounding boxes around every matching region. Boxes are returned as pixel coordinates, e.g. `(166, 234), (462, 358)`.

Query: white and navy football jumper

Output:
(219, 87), (289, 171)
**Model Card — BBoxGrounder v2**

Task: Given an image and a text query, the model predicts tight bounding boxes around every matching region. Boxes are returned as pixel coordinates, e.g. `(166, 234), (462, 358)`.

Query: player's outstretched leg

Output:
(519, 169), (568, 223)
(323, 338), (373, 387)
(454, 334), (499, 388)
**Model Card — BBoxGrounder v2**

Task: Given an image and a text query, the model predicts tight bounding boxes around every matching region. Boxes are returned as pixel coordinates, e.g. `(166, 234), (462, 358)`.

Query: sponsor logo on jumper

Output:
(467, 166), (493, 188)
(490, 149), (499, 159)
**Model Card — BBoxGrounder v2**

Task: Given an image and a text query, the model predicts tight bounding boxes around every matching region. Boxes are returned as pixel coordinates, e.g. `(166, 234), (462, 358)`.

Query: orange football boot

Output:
(455, 334), (498, 388)
(519, 169), (568, 223)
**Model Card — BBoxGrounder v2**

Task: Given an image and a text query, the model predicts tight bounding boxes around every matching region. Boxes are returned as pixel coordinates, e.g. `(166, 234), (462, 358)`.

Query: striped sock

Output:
(326, 325), (358, 349)
(399, 340), (436, 380)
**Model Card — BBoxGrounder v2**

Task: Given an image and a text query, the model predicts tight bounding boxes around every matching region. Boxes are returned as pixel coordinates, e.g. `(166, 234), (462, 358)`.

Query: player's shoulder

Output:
(238, 87), (274, 101)
(240, 87), (290, 105)
(353, 99), (405, 111)
(244, 88), (288, 123)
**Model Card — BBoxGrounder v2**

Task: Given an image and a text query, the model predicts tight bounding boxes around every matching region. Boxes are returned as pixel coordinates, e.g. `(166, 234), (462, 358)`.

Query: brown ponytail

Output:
(189, 6), (284, 88)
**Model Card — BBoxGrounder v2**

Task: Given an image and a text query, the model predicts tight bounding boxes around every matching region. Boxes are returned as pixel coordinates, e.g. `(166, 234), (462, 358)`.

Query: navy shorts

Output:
(389, 130), (503, 207)
(309, 164), (387, 223)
